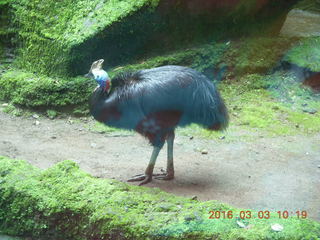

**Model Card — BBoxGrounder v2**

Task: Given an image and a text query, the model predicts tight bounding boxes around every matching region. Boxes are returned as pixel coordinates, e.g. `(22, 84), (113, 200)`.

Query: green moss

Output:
(2, 103), (15, 114)
(0, 1), (15, 47)
(294, 0), (320, 13)
(0, 42), (228, 110)
(267, 70), (320, 109)
(0, 156), (319, 239)
(284, 37), (320, 72)
(46, 109), (57, 119)
(109, 42), (228, 79)
(225, 37), (297, 77)
(180, 72), (320, 139)
(7, 0), (160, 75)
(0, 37), (259, 120)
(287, 110), (320, 133)
(6, 0), (297, 76)
(221, 74), (320, 136)
(87, 122), (133, 136)
(1, 103), (23, 116)
(0, 69), (95, 109)
(2, 35), (319, 138)
(110, 37), (297, 81)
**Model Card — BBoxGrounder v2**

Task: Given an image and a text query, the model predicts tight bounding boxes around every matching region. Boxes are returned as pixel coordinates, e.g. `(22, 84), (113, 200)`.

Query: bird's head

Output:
(85, 59), (111, 92)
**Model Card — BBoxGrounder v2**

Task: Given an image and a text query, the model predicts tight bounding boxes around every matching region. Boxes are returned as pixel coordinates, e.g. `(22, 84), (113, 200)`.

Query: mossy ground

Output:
(218, 72), (320, 136)
(0, 156), (319, 240)
(0, 68), (95, 115)
(1, 2), (320, 239)
(223, 37), (297, 77)
(284, 37), (320, 72)
(1, 36), (320, 138)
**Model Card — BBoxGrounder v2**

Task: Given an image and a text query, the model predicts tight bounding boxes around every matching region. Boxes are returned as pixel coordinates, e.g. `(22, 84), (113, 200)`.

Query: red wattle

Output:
(105, 81), (110, 92)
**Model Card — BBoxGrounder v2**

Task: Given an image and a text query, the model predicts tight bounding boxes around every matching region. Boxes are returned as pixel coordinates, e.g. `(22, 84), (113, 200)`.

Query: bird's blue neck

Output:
(92, 69), (110, 91)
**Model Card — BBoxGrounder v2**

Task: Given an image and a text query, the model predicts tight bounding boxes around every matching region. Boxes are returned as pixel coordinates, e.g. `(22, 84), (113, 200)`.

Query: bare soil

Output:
(0, 111), (319, 221)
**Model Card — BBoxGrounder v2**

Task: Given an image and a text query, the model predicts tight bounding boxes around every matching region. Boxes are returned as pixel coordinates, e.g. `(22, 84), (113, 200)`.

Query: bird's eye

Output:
(96, 75), (100, 79)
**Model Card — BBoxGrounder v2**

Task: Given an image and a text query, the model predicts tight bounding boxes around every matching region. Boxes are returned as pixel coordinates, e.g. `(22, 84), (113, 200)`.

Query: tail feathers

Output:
(208, 98), (229, 131)
(191, 78), (229, 131)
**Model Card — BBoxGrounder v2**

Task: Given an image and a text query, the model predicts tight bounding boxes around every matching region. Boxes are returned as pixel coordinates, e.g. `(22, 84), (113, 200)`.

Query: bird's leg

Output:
(127, 146), (161, 185)
(154, 132), (175, 180)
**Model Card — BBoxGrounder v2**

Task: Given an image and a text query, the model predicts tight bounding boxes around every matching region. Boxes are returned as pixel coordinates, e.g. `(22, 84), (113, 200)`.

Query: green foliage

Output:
(284, 37), (320, 72)
(0, 41), (227, 111)
(5, 0), (297, 76)
(2, 36), (320, 138)
(220, 73), (320, 136)
(46, 109), (57, 119)
(0, 45), (3, 60)
(267, 70), (320, 106)
(179, 72), (320, 139)
(0, 0), (13, 5)
(225, 37), (297, 76)
(2, 103), (20, 116)
(7, 0), (160, 76)
(0, 0), (15, 50)
(108, 37), (320, 139)
(109, 42), (228, 79)
(0, 69), (96, 109)
(0, 156), (319, 239)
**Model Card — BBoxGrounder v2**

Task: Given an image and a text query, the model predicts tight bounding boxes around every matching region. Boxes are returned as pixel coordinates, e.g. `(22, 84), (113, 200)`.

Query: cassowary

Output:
(86, 59), (229, 185)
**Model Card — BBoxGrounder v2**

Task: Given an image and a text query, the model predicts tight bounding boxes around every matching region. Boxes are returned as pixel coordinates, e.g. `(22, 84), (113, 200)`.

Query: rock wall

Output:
(3, 0), (298, 76)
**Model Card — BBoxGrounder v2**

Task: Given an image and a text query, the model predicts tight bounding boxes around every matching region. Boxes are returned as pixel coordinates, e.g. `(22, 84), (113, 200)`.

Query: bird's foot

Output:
(127, 170), (174, 185)
(153, 171), (174, 180)
(127, 174), (153, 185)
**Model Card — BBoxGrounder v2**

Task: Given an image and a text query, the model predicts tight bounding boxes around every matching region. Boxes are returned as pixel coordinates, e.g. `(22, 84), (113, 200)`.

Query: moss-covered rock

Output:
(217, 71), (320, 136)
(225, 37), (297, 77)
(2, 36), (319, 120)
(294, 0), (320, 13)
(109, 42), (228, 79)
(0, 42), (227, 111)
(0, 69), (95, 112)
(0, 156), (319, 239)
(4, 0), (298, 76)
(284, 37), (320, 72)
(7, 0), (160, 76)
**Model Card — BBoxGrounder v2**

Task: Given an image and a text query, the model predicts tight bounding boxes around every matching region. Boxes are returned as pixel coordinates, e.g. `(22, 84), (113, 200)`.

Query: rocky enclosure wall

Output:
(1, 0), (298, 76)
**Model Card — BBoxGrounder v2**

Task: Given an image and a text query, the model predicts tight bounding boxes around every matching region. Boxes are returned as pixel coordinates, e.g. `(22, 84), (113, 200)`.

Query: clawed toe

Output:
(127, 174), (152, 185)
(138, 176), (152, 185)
(127, 170), (174, 185)
(154, 173), (174, 180)
(127, 174), (146, 182)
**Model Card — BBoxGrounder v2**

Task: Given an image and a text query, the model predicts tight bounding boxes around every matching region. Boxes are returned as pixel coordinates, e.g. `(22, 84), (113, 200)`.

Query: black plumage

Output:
(88, 62), (228, 185)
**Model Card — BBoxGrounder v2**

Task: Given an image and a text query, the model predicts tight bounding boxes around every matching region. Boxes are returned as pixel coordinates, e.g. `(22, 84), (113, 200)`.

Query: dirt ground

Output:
(0, 110), (319, 221)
